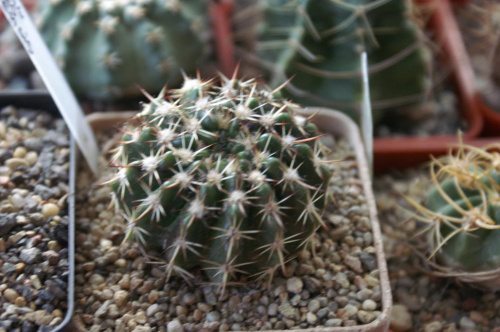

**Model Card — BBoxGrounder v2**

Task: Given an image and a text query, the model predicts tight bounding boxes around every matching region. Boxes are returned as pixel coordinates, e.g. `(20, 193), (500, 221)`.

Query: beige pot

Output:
(82, 108), (392, 332)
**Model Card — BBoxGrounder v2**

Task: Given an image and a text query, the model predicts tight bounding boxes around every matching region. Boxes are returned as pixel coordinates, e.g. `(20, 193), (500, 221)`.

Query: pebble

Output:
(5, 158), (29, 170)
(268, 303), (278, 316)
(4, 288), (19, 303)
(41, 203), (60, 218)
(25, 151), (38, 164)
(278, 302), (299, 319)
(146, 304), (160, 317)
(362, 299), (377, 311)
(424, 321), (444, 332)
(167, 319), (183, 332)
(182, 293), (196, 306)
(206, 311), (221, 323)
(307, 299), (320, 313)
(344, 254), (363, 273)
(89, 274), (105, 286)
(114, 290), (129, 307)
(306, 312), (318, 325)
(19, 247), (40, 264)
(390, 304), (412, 332)
(13, 147), (26, 158)
(325, 318), (342, 327)
(459, 317), (476, 330)
(286, 277), (303, 294)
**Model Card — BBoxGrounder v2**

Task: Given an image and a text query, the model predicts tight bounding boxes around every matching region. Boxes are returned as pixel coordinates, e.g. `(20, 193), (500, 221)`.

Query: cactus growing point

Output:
(105, 74), (336, 290)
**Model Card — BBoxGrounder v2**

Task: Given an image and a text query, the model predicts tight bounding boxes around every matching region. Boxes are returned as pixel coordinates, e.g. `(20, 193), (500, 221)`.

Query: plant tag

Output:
(360, 52), (373, 174)
(0, 0), (99, 174)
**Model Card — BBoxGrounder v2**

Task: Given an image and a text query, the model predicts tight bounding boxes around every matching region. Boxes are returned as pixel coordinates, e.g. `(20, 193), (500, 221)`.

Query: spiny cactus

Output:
(234, 0), (431, 123)
(406, 140), (500, 288)
(105, 74), (336, 289)
(37, 0), (209, 100)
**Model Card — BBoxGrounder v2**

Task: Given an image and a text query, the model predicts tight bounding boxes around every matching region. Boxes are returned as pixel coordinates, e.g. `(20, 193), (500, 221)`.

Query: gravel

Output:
(71, 133), (383, 331)
(0, 106), (70, 330)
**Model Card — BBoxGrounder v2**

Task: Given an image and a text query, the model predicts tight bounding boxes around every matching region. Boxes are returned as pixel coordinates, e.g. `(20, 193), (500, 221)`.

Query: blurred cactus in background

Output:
(38, 0), (210, 101)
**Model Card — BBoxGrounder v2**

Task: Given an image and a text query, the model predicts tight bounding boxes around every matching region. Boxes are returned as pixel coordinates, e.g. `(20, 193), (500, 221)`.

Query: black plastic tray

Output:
(0, 91), (75, 332)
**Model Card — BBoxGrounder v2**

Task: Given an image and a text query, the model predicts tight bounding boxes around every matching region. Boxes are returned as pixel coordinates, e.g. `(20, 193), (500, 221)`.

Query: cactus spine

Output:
(106, 75), (335, 289)
(38, 0), (209, 100)
(235, 0), (431, 123)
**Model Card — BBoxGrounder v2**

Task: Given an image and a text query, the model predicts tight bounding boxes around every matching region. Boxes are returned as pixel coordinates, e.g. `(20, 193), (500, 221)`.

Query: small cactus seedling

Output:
(105, 74), (336, 290)
(234, 0), (431, 123)
(37, 0), (209, 100)
(405, 139), (500, 288)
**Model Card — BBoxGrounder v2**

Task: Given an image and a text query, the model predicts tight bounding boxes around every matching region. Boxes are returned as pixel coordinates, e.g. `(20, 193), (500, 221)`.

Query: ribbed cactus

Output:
(37, 0), (209, 100)
(406, 141), (500, 286)
(235, 0), (431, 123)
(106, 75), (335, 288)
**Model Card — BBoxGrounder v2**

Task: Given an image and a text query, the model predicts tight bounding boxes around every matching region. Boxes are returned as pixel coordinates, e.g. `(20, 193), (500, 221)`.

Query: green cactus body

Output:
(237, 0), (430, 123)
(38, 0), (209, 100)
(426, 167), (500, 271)
(107, 77), (334, 287)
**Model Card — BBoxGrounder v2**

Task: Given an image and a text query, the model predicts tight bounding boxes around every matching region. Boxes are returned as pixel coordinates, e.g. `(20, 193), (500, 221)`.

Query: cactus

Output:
(234, 0), (431, 123)
(37, 0), (209, 101)
(105, 75), (335, 289)
(406, 140), (500, 286)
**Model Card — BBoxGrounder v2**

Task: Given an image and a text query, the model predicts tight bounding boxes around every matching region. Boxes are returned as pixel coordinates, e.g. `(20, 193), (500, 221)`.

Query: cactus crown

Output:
(106, 75), (335, 290)
(38, 0), (209, 100)
(234, 0), (431, 122)
(406, 139), (500, 273)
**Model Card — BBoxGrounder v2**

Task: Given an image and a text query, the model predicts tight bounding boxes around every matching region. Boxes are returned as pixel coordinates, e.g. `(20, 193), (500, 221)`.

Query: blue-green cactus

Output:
(406, 143), (500, 285)
(38, 0), (209, 100)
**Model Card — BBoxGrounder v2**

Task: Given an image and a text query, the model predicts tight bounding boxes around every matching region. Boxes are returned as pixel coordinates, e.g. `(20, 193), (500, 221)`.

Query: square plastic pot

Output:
(84, 108), (392, 332)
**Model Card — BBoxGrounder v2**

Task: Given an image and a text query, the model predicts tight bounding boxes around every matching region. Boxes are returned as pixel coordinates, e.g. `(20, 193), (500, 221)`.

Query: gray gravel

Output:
(0, 106), (70, 331)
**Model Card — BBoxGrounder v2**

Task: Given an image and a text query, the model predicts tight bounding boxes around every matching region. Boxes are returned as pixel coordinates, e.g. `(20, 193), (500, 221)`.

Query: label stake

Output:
(1, 0), (99, 174)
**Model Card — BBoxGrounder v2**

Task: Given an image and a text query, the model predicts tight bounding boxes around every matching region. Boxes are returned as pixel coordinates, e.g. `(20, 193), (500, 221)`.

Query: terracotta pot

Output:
(0, 91), (75, 332)
(83, 108), (392, 331)
(478, 97), (500, 137)
(210, 0), (235, 77)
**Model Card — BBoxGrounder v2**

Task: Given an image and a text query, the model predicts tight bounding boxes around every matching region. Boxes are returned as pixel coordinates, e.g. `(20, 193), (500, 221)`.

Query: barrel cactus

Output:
(234, 0), (431, 123)
(37, 0), (209, 100)
(105, 75), (335, 289)
(406, 142), (500, 289)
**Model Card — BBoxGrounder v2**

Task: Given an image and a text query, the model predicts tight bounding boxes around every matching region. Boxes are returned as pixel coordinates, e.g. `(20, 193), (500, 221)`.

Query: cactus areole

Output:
(106, 76), (335, 288)
(38, 0), (209, 100)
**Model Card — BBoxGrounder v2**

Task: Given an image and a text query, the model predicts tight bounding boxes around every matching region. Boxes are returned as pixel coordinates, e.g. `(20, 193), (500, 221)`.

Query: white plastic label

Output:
(0, 0), (99, 174)
(360, 52), (373, 173)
